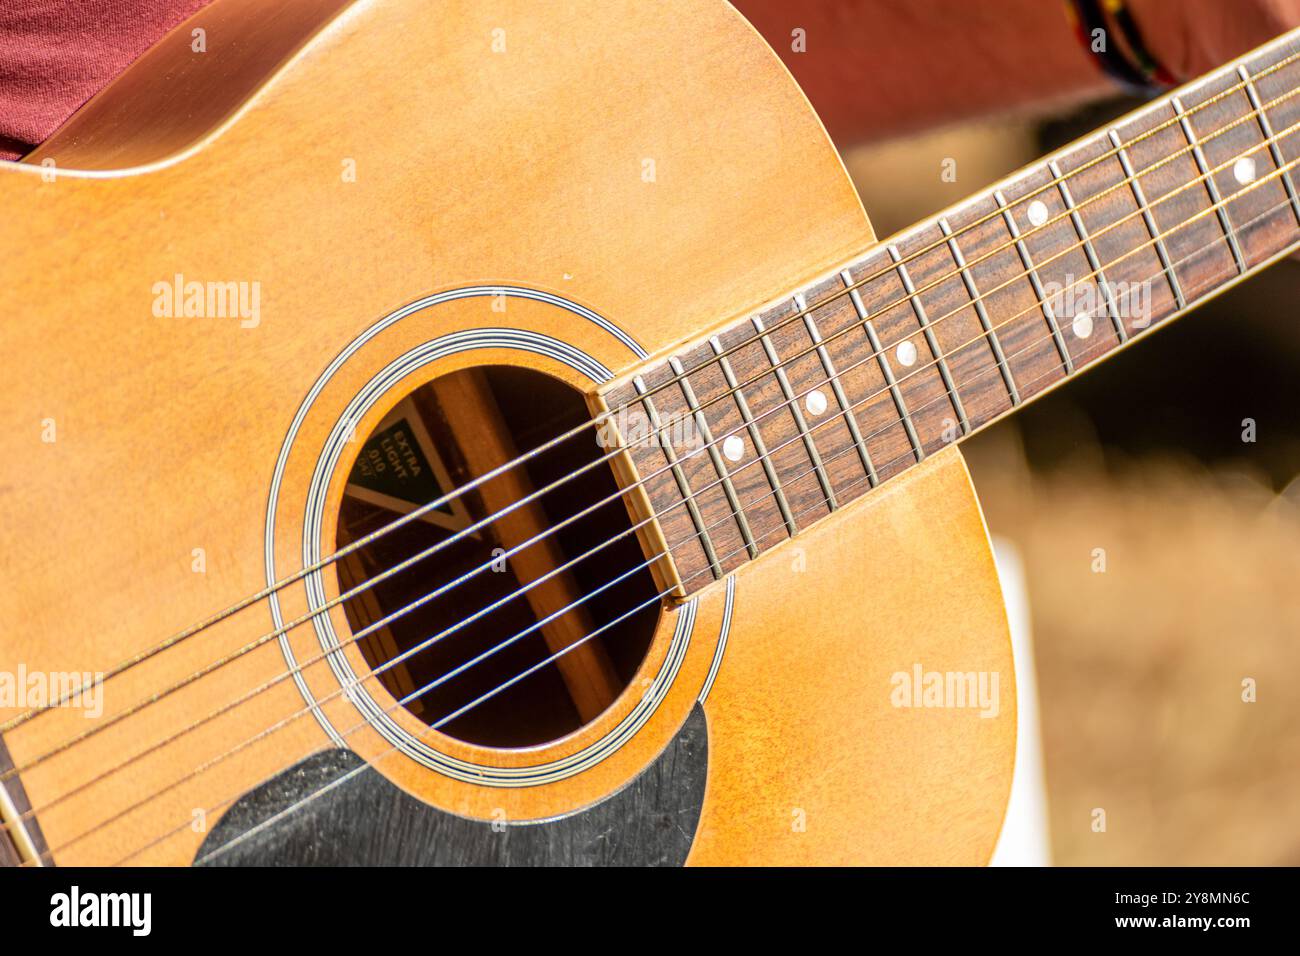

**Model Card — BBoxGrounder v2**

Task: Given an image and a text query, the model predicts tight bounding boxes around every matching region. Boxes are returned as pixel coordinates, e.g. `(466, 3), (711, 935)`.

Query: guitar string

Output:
(110, 220), (1290, 869)
(5, 121), (1299, 804)
(6, 42), (1298, 736)
(15, 184), (1300, 862)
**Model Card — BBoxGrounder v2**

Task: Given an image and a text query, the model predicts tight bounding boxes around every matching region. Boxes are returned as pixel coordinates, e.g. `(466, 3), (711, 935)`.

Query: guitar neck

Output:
(604, 28), (1300, 596)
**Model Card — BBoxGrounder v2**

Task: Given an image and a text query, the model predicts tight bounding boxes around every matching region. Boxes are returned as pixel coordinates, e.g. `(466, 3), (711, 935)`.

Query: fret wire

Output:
(1048, 158), (1130, 342)
(887, 244), (972, 434)
(1107, 128), (1188, 309)
(752, 315), (838, 509)
(667, 356), (759, 559)
(632, 375), (723, 579)
(1238, 63), (1300, 226)
(709, 335), (799, 537)
(819, 42), (1300, 360)
(841, 269), (925, 463)
(794, 293), (879, 487)
(1172, 95), (1249, 274)
(938, 217), (1021, 405)
(993, 189), (1074, 374)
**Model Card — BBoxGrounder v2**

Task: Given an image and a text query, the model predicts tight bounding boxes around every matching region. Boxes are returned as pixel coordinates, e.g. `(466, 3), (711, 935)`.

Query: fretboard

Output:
(602, 28), (1300, 596)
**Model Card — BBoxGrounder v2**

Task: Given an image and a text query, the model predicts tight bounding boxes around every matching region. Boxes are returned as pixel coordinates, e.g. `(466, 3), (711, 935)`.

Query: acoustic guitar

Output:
(2, 0), (1297, 867)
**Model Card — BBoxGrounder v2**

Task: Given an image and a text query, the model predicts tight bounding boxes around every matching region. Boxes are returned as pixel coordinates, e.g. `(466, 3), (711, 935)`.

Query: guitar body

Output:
(0, 0), (1014, 865)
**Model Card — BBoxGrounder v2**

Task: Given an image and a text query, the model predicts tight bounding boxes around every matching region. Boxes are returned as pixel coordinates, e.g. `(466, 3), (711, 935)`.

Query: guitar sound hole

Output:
(335, 365), (661, 748)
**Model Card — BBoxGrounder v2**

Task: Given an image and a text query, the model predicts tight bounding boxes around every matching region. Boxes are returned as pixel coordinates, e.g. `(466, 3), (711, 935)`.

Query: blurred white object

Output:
(989, 535), (1052, 867)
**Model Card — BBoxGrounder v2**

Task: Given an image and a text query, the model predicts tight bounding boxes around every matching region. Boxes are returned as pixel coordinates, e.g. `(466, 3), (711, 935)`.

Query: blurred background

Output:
(839, 102), (1300, 866)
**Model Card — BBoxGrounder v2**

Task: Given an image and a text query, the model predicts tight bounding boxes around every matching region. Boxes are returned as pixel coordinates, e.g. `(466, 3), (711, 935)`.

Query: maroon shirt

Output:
(0, 0), (210, 160)
(0, 2), (1287, 163)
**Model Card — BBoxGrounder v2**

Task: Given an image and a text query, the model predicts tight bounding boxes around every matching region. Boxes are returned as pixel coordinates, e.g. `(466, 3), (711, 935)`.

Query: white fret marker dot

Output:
(895, 341), (918, 367)
(1027, 200), (1049, 227)
(805, 389), (828, 416)
(1072, 313), (1094, 339)
(722, 435), (745, 462)
(1233, 156), (1257, 185)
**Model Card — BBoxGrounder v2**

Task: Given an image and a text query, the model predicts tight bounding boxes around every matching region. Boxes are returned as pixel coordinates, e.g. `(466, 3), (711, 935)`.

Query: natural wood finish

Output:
(689, 447), (1015, 865)
(0, 0), (1013, 865)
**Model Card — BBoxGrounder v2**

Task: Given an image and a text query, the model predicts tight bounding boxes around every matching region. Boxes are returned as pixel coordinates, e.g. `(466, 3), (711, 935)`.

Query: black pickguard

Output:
(195, 703), (707, 866)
